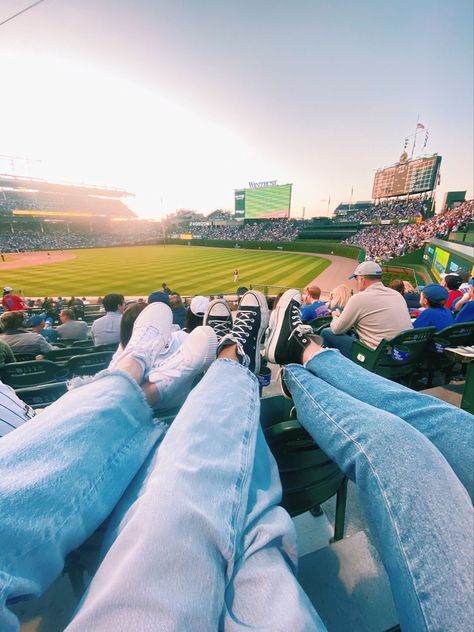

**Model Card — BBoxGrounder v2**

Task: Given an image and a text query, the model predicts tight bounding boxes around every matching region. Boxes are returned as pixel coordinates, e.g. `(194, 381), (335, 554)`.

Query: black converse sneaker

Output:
(203, 299), (233, 341)
(265, 289), (322, 365)
(217, 290), (269, 374)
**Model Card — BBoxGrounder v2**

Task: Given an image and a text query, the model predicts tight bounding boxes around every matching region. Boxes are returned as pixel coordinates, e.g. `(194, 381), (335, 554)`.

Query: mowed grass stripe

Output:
(1, 246), (330, 296)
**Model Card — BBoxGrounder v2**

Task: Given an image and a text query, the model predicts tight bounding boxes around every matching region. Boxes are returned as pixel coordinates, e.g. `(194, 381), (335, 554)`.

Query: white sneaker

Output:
(110, 302), (173, 375)
(148, 325), (218, 409)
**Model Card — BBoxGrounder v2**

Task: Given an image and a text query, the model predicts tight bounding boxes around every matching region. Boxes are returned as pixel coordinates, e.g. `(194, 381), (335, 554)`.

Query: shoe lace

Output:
(288, 323), (313, 343)
(212, 319), (231, 339)
(231, 309), (256, 346)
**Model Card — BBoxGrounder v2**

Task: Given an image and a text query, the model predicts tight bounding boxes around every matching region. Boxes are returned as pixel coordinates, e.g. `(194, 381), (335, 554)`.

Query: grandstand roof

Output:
(0, 174), (133, 198)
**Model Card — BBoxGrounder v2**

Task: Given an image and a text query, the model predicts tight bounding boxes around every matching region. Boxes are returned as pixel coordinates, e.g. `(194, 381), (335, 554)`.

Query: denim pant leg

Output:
(222, 424), (326, 631)
(304, 350), (474, 498)
(0, 370), (163, 632)
(320, 328), (355, 358)
(66, 359), (323, 631)
(284, 364), (473, 632)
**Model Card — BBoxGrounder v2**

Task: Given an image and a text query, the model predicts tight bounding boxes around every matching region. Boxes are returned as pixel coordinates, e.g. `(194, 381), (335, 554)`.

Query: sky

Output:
(0, 0), (472, 219)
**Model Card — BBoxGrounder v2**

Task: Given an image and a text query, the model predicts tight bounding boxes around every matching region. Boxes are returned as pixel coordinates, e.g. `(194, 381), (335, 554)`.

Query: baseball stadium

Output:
(1, 1), (473, 631)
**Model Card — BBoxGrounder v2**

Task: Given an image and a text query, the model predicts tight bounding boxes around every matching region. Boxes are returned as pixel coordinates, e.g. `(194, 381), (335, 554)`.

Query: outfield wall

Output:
(164, 238), (362, 259)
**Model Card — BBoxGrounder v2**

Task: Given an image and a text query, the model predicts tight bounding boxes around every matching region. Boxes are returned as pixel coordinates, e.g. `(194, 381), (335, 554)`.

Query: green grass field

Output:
(2, 245), (330, 297)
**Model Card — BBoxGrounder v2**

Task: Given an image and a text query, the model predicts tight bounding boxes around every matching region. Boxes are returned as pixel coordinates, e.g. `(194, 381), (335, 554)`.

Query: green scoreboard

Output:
(234, 182), (292, 219)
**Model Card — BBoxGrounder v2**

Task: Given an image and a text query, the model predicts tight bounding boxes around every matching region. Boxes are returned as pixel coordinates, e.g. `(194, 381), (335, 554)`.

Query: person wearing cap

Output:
(169, 293), (188, 329)
(56, 309), (89, 341)
(0, 311), (54, 357)
(2, 287), (26, 312)
(413, 284), (454, 331)
(442, 274), (464, 310)
(91, 293), (124, 347)
(183, 296), (210, 333)
(320, 261), (412, 357)
(27, 313), (58, 344)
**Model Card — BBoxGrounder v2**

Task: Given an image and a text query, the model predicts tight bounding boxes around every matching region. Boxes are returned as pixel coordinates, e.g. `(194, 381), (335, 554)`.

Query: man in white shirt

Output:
(321, 261), (412, 357)
(0, 380), (35, 437)
(91, 293), (124, 346)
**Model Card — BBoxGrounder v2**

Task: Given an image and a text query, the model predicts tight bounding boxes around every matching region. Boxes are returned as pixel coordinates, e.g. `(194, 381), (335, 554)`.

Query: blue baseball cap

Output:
(422, 284), (448, 302)
(27, 314), (46, 327)
(148, 291), (170, 306)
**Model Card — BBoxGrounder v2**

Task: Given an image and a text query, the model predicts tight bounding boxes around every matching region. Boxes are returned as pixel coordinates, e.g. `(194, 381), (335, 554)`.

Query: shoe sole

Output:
(239, 290), (269, 375)
(265, 289), (301, 365)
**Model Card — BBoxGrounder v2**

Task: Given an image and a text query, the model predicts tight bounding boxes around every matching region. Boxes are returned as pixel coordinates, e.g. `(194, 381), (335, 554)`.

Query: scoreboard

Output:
(372, 155), (441, 199)
(235, 182), (292, 219)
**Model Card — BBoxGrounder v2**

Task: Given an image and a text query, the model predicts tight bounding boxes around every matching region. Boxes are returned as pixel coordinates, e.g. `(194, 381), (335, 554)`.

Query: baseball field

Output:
(0, 245), (330, 297)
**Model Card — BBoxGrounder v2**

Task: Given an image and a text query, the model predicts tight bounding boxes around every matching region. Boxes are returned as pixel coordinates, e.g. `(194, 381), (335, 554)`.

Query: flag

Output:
(416, 123), (425, 129)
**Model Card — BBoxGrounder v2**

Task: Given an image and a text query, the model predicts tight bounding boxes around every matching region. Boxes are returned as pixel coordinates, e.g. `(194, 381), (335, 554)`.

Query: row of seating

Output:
(309, 318), (474, 388)
(13, 342), (118, 364)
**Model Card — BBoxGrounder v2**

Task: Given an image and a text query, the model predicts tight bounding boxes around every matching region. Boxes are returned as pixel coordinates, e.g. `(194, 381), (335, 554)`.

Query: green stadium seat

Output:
(46, 347), (89, 362)
(260, 395), (347, 541)
(307, 315), (332, 334)
(12, 353), (36, 363)
(0, 360), (68, 388)
(460, 361), (474, 415)
(350, 327), (436, 386)
(15, 382), (68, 409)
(67, 351), (114, 378)
(419, 321), (474, 387)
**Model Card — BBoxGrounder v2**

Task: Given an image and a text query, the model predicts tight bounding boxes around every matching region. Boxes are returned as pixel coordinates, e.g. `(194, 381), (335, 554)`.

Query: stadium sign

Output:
(248, 180), (278, 188)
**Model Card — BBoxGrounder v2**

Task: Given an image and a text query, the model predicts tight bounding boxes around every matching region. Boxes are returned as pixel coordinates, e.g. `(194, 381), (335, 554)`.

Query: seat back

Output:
(432, 321), (474, 353)
(308, 315), (332, 334)
(72, 339), (94, 348)
(47, 347), (89, 362)
(67, 351), (114, 377)
(12, 352), (36, 363)
(16, 381), (68, 409)
(0, 360), (66, 388)
(260, 395), (346, 517)
(461, 361), (474, 415)
(352, 327), (435, 380)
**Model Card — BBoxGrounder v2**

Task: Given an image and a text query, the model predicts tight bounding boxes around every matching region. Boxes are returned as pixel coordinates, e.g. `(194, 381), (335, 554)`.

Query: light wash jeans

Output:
(0, 361), (323, 631)
(1, 354), (472, 631)
(284, 349), (474, 632)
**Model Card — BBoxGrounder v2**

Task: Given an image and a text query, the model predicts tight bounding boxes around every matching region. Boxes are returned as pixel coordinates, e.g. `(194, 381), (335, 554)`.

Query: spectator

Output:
(169, 293), (188, 329)
(300, 285), (325, 322)
(454, 284), (474, 324)
(0, 311), (54, 356)
(56, 309), (89, 341)
(316, 284), (352, 318)
(147, 291), (170, 307)
(0, 339), (15, 368)
(443, 275), (463, 310)
(320, 261), (412, 357)
(91, 293), (124, 346)
(26, 314), (58, 343)
(183, 296), (209, 333)
(0, 379), (35, 437)
(68, 296), (85, 320)
(413, 284), (454, 331)
(2, 287), (26, 312)
(402, 281), (421, 310)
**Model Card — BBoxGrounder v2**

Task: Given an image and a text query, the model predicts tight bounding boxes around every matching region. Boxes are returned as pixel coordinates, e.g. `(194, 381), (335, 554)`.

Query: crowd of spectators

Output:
(343, 200), (474, 260)
(334, 199), (428, 223)
(178, 219), (301, 242)
(0, 227), (164, 253)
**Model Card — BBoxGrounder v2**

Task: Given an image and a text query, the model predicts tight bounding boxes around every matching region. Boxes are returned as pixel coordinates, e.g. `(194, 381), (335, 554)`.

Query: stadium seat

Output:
(0, 360), (68, 388)
(350, 326), (436, 386)
(67, 351), (114, 378)
(419, 321), (474, 387)
(15, 382), (68, 409)
(260, 395), (347, 541)
(72, 339), (94, 348)
(460, 361), (474, 415)
(94, 342), (119, 353)
(12, 353), (36, 363)
(47, 347), (90, 362)
(308, 315), (332, 334)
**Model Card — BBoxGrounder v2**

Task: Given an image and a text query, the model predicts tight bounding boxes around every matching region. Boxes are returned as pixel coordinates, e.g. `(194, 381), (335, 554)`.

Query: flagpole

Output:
(410, 114), (419, 159)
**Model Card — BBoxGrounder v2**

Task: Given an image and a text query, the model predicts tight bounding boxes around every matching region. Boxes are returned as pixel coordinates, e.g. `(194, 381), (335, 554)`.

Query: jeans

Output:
(0, 361), (323, 631)
(320, 327), (356, 357)
(1, 355), (472, 631)
(284, 349), (474, 632)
